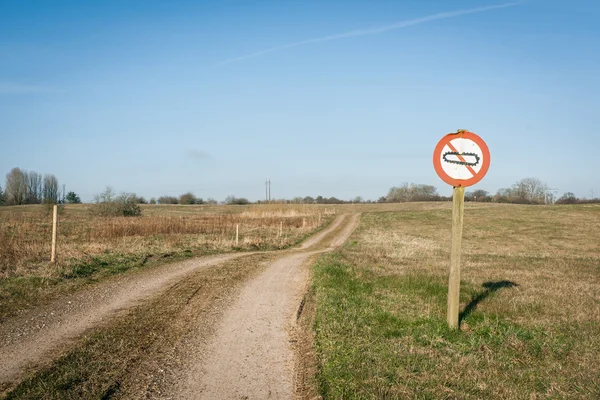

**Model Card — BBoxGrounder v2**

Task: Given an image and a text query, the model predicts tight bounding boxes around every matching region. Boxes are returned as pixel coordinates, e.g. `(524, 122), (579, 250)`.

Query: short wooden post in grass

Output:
(51, 204), (58, 263)
(433, 130), (491, 329)
(236, 224), (239, 246)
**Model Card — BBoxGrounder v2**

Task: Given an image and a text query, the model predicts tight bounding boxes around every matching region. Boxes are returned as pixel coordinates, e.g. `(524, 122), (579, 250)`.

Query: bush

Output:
(91, 188), (142, 217)
(158, 196), (178, 204)
(66, 191), (82, 204)
(179, 192), (196, 205)
(556, 192), (578, 205)
(224, 195), (250, 205)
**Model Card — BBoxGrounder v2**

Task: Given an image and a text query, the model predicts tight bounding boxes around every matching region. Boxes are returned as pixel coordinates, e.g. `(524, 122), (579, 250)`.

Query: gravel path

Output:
(172, 213), (359, 399)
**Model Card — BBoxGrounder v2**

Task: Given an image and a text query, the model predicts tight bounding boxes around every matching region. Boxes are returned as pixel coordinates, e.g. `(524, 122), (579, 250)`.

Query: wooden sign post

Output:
(447, 186), (465, 328)
(433, 130), (490, 329)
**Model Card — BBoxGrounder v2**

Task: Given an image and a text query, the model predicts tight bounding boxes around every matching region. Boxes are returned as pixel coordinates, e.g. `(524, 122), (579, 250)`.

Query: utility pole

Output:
(268, 179), (271, 202)
(265, 179), (268, 203)
(546, 189), (558, 204)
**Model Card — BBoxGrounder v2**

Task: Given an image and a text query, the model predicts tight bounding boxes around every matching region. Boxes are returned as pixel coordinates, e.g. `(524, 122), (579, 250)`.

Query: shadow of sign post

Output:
(459, 280), (519, 324)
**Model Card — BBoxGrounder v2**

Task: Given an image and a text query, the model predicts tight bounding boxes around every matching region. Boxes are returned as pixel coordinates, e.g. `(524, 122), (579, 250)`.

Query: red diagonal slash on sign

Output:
(446, 141), (477, 177)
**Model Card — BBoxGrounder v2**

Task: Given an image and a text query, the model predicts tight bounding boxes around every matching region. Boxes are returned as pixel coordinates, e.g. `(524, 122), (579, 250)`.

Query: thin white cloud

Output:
(0, 82), (54, 94)
(217, 2), (522, 66)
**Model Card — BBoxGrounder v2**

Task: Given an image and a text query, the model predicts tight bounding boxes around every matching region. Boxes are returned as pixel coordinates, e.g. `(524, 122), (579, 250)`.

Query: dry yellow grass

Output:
(0, 204), (335, 280)
(313, 203), (600, 399)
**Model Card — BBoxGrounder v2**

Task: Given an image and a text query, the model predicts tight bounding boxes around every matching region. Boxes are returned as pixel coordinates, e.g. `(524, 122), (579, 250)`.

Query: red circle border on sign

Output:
(433, 131), (490, 187)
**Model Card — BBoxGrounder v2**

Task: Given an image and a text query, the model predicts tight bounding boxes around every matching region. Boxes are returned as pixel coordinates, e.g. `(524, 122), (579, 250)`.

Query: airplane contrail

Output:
(217, 2), (522, 66)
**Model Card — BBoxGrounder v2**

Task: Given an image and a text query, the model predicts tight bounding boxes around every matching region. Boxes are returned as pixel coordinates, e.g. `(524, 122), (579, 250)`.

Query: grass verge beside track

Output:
(312, 204), (600, 399)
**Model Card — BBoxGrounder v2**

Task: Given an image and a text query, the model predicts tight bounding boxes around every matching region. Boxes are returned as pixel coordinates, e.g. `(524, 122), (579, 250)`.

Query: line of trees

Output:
(149, 193), (218, 205)
(2, 168), (596, 208)
(382, 178), (598, 205)
(3, 167), (62, 205)
(384, 183), (443, 203)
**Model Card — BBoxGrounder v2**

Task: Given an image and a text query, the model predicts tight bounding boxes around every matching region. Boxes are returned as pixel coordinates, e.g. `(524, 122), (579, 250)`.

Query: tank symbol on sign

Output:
(442, 152), (480, 167)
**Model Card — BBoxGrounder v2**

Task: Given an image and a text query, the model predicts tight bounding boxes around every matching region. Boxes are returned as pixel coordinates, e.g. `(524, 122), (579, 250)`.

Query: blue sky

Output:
(1, 0), (598, 201)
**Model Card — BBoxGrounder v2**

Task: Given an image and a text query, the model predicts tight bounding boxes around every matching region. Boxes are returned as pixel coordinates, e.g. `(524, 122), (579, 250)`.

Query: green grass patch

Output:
(313, 206), (600, 399)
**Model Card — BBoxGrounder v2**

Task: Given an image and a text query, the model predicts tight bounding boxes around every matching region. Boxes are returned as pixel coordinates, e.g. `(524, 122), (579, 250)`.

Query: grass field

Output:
(0, 203), (335, 321)
(313, 203), (600, 399)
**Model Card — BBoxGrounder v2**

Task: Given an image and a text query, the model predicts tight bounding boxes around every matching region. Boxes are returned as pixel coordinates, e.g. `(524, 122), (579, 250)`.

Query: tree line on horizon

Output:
(1, 167), (597, 208)
(0, 167), (80, 206)
(383, 178), (598, 205)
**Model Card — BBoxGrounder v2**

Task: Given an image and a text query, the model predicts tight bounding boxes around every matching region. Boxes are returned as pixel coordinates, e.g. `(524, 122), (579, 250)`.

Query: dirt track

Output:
(173, 214), (359, 399)
(0, 213), (359, 398)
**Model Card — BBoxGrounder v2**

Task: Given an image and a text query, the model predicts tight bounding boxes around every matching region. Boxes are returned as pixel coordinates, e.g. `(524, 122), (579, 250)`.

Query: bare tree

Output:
(5, 167), (28, 205)
(512, 178), (547, 203)
(387, 183), (439, 202)
(466, 189), (490, 202)
(43, 174), (59, 204)
(26, 171), (43, 204)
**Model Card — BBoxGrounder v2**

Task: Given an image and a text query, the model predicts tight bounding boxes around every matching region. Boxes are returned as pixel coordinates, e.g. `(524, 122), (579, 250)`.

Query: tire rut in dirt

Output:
(1, 254), (273, 399)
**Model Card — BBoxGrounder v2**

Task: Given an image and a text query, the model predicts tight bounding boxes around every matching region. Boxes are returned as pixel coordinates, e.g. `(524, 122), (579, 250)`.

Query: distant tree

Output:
(136, 196), (148, 204)
(511, 178), (547, 203)
(205, 197), (218, 205)
(377, 196), (387, 203)
(466, 189), (490, 202)
(149, 197), (157, 204)
(43, 174), (59, 204)
(387, 183), (439, 202)
(353, 196), (363, 203)
(158, 196), (179, 204)
(291, 197), (303, 204)
(303, 196), (315, 204)
(5, 167), (28, 205)
(66, 191), (82, 204)
(493, 187), (512, 203)
(0, 185), (4, 205)
(179, 192), (196, 205)
(224, 195), (250, 205)
(26, 171), (43, 204)
(556, 192), (577, 205)
(91, 187), (142, 217)
(195, 197), (205, 205)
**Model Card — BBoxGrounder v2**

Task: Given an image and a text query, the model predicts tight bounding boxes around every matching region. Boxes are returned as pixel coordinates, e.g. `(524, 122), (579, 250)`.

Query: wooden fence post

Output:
(236, 224), (239, 246)
(51, 205), (58, 263)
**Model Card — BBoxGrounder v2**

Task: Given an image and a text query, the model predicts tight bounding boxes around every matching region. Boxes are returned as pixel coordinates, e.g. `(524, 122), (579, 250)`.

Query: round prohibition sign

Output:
(433, 131), (490, 187)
